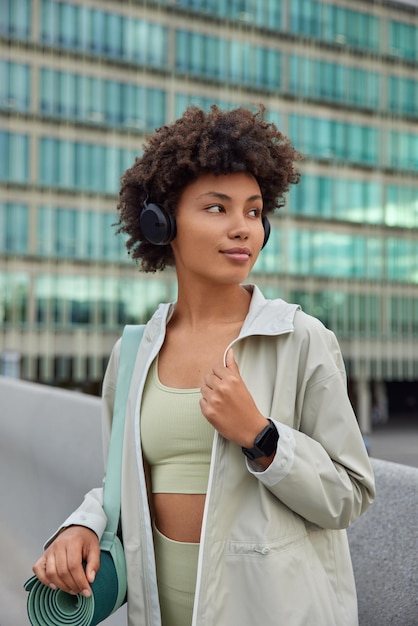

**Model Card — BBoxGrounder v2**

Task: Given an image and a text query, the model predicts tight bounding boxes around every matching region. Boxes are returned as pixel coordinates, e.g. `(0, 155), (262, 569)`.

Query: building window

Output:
(387, 238), (418, 283)
(0, 0), (31, 39)
(0, 131), (29, 183)
(0, 61), (31, 112)
(0, 272), (28, 325)
(289, 55), (380, 110)
(0, 203), (28, 255)
(176, 30), (282, 90)
(284, 229), (388, 280)
(40, 0), (168, 68)
(289, 1), (380, 52)
(388, 76), (418, 117)
(290, 175), (384, 225)
(39, 137), (138, 193)
(37, 206), (126, 262)
(389, 19), (418, 61)
(385, 185), (418, 229)
(33, 275), (171, 328)
(388, 130), (418, 171)
(289, 115), (380, 166)
(39, 68), (166, 130)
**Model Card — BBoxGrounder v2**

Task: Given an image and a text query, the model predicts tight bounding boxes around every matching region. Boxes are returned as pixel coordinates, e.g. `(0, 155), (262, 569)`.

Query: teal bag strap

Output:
(102, 324), (145, 536)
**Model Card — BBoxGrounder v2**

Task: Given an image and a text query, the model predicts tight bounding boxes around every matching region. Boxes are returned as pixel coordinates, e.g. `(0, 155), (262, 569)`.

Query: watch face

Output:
(242, 420), (279, 460)
(257, 424), (278, 456)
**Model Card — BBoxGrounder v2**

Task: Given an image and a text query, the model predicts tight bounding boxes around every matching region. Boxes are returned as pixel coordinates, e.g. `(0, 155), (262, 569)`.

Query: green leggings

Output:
(153, 524), (200, 626)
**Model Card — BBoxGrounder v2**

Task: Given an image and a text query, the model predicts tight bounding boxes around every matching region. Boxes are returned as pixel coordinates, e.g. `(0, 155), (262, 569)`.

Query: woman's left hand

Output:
(200, 348), (268, 448)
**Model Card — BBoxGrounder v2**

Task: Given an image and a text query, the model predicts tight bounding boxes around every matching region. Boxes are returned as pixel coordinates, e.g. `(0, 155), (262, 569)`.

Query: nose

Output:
(229, 214), (249, 240)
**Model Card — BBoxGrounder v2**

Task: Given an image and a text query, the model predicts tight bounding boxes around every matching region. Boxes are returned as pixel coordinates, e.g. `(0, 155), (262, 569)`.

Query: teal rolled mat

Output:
(24, 325), (143, 626)
(24, 541), (127, 626)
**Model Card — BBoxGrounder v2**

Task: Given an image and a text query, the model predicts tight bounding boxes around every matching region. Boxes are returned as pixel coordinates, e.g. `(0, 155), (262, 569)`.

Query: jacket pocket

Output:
(226, 532), (306, 557)
(214, 534), (343, 626)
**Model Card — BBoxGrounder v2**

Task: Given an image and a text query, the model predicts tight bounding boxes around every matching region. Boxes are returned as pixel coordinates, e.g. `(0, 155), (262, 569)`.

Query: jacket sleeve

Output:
(246, 316), (375, 530)
(45, 339), (122, 548)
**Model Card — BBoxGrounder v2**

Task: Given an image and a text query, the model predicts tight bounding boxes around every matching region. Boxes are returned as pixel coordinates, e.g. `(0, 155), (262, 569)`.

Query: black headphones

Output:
(140, 199), (271, 248)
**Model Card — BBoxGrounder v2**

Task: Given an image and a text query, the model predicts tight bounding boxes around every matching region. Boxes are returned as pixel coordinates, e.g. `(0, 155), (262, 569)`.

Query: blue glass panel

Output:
(1, 0), (31, 39)
(40, 68), (55, 114)
(56, 208), (77, 258)
(37, 206), (55, 256)
(389, 76), (418, 116)
(385, 185), (418, 228)
(105, 12), (123, 58)
(58, 140), (75, 189)
(389, 19), (418, 61)
(0, 271), (28, 325)
(40, 0), (57, 44)
(39, 137), (58, 185)
(387, 238), (418, 283)
(0, 132), (29, 183)
(0, 203), (28, 254)
(90, 144), (105, 193)
(365, 238), (384, 280)
(0, 61), (30, 112)
(61, 2), (78, 48)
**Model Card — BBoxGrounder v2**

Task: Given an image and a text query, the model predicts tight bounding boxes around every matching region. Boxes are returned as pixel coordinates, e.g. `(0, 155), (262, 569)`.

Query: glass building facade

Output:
(1, 0), (417, 429)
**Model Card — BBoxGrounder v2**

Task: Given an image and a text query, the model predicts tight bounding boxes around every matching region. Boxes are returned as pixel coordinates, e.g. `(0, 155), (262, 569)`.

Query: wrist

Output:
(241, 417), (270, 449)
(242, 419), (279, 461)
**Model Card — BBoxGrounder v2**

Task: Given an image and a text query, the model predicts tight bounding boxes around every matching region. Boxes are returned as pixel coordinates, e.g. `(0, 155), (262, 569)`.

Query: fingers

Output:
(203, 349), (238, 389)
(225, 348), (238, 371)
(32, 526), (100, 597)
(84, 541), (101, 584)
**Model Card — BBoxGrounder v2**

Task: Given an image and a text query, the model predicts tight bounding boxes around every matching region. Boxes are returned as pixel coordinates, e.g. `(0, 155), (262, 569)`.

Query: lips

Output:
(221, 247), (251, 261)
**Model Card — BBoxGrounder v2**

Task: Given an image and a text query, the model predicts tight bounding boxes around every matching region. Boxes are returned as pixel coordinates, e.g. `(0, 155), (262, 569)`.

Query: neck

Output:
(172, 280), (252, 329)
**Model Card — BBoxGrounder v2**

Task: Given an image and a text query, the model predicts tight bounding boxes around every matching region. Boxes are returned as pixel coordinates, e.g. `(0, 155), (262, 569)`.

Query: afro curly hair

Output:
(116, 105), (301, 272)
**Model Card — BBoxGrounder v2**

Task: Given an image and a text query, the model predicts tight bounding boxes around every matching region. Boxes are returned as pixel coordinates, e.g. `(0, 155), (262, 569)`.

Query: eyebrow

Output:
(197, 191), (262, 202)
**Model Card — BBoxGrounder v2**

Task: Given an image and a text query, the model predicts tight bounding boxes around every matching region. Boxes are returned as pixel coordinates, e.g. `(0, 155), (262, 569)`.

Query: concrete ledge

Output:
(348, 458), (418, 626)
(1, 376), (417, 625)
(0, 376), (126, 626)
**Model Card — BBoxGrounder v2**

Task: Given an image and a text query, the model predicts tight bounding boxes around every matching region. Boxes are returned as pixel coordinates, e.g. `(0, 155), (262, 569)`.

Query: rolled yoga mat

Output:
(24, 548), (126, 626)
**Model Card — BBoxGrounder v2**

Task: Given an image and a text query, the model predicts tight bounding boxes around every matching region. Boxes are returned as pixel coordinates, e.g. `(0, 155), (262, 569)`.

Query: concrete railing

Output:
(348, 458), (418, 626)
(1, 376), (417, 626)
(0, 376), (126, 625)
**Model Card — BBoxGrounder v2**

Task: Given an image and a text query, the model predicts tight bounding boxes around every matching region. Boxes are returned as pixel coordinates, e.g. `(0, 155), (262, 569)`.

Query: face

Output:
(170, 171), (265, 286)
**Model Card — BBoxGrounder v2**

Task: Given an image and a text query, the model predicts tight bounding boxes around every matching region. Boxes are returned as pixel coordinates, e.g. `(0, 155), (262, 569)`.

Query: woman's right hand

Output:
(32, 525), (101, 597)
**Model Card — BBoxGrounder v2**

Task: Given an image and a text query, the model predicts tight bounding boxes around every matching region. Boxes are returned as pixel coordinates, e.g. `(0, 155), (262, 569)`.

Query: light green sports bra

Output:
(140, 357), (214, 494)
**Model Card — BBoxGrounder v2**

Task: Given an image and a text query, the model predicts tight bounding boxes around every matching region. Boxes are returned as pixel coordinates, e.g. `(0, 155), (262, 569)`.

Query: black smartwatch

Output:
(242, 419), (279, 461)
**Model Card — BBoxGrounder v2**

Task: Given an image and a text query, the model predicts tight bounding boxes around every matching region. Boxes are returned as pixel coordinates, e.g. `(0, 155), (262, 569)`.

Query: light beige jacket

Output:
(63, 285), (375, 626)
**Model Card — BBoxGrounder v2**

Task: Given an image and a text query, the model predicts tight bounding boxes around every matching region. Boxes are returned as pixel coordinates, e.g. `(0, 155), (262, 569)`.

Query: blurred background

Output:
(1, 3), (417, 623)
(1, 0), (418, 439)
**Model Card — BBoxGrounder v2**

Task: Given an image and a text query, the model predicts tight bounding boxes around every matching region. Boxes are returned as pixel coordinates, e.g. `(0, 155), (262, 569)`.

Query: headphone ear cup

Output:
(261, 216), (271, 249)
(140, 201), (177, 246)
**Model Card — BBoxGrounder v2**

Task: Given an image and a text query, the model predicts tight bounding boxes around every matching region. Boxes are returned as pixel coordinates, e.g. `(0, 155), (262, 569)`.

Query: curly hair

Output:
(116, 105), (301, 272)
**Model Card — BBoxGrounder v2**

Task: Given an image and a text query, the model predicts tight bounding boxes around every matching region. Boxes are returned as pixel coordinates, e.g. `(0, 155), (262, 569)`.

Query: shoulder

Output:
(293, 307), (337, 344)
(291, 309), (346, 378)
(102, 336), (123, 392)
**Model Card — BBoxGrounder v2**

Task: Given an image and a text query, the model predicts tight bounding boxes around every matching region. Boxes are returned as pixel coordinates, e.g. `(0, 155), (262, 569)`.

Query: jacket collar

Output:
(239, 285), (300, 337)
(144, 284), (300, 344)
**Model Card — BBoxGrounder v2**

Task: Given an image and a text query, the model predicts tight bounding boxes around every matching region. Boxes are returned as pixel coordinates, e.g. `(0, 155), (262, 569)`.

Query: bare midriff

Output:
(153, 493), (206, 543)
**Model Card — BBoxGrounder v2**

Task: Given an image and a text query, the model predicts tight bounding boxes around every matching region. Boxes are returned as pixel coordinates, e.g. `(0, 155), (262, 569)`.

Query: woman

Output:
(33, 106), (375, 626)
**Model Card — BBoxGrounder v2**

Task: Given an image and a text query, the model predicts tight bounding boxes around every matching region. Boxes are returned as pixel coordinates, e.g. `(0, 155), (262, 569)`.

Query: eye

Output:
(248, 208), (262, 218)
(206, 204), (224, 213)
